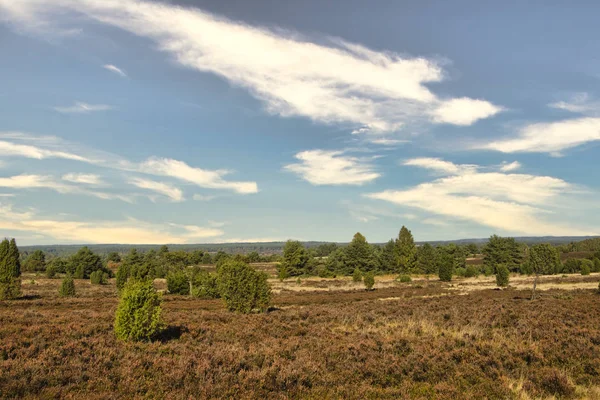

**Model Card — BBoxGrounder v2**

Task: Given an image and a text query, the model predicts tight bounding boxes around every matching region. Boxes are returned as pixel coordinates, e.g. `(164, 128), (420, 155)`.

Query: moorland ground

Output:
(1, 272), (600, 399)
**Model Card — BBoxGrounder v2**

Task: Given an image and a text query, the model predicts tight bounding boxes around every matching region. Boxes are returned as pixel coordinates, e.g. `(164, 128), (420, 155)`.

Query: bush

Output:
(593, 258), (600, 273)
(190, 270), (220, 299)
(116, 263), (129, 291)
(483, 265), (494, 276)
(90, 270), (108, 285)
(397, 274), (412, 283)
(59, 275), (76, 297)
(114, 280), (164, 341)
(454, 267), (466, 277)
(363, 272), (375, 290)
(520, 262), (533, 275)
(0, 278), (21, 300)
(167, 271), (189, 295)
(217, 261), (271, 313)
(352, 268), (362, 283)
(496, 264), (510, 287)
(277, 264), (289, 282)
(45, 264), (57, 279)
(438, 253), (453, 282)
(581, 262), (591, 276)
(562, 258), (582, 274)
(464, 265), (479, 278)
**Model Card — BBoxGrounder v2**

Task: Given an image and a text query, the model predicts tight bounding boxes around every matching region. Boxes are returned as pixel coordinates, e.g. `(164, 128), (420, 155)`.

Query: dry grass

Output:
(1, 273), (600, 399)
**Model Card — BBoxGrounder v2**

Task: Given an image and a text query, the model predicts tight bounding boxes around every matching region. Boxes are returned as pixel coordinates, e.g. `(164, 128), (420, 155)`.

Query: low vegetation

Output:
(114, 280), (164, 341)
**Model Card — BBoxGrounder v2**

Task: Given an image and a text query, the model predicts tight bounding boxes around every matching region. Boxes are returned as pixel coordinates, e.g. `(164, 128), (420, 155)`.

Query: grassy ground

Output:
(1, 273), (600, 399)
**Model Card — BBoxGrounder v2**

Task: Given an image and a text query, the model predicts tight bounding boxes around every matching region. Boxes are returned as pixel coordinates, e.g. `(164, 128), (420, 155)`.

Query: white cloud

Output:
(0, 174), (133, 202)
(369, 138), (410, 146)
(284, 150), (380, 185)
(482, 117), (600, 154)
(62, 173), (105, 185)
(0, 132), (258, 195)
(548, 92), (600, 115)
(103, 64), (127, 77)
(54, 102), (112, 113)
(499, 161), (521, 172)
(129, 177), (183, 202)
(193, 194), (216, 201)
(403, 157), (478, 175)
(0, 203), (223, 244)
(430, 98), (503, 126)
(366, 158), (596, 236)
(0, 0), (501, 133)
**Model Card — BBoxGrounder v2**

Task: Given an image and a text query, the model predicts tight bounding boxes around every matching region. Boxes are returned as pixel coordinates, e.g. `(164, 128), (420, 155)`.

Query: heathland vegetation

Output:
(2, 230), (600, 398)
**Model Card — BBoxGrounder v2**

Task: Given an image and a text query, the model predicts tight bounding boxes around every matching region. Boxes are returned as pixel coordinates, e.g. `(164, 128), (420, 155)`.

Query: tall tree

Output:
(483, 235), (522, 272)
(68, 246), (103, 279)
(0, 238), (21, 300)
(7, 239), (21, 277)
(24, 250), (46, 272)
(123, 248), (149, 280)
(395, 226), (417, 273)
(529, 243), (561, 300)
(416, 243), (436, 274)
(378, 239), (396, 273)
(345, 233), (377, 275)
(280, 240), (309, 276)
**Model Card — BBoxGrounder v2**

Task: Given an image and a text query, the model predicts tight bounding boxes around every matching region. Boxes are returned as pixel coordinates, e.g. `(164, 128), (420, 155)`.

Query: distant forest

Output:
(20, 236), (600, 257)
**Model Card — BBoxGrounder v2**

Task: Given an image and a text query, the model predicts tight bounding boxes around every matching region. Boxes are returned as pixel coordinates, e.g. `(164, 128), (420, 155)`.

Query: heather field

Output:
(2, 273), (600, 399)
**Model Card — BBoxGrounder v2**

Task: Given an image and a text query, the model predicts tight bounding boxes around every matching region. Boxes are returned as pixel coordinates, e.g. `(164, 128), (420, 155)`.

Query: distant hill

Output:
(19, 236), (600, 257)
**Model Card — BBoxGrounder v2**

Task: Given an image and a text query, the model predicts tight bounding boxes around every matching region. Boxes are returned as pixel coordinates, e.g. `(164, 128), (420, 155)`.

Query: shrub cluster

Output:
(114, 280), (164, 341)
(167, 271), (190, 295)
(217, 261), (271, 313)
(190, 269), (220, 299)
(90, 270), (108, 285)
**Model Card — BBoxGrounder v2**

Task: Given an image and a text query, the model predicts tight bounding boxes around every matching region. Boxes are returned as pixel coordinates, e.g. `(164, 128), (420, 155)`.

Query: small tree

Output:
(529, 243), (561, 300)
(437, 251), (454, 282)
(116, 262), (130, 291)
(352, 267), (362, 283)
(363, 272), (375, 290)
(395, 226), (417, 273)
(0, 238), (21, 300)
(68, 246), (102, 279)
(593, 258), (600, 273)
(190, 269), (220, 299)
(59, 275), (76, 297)
(496, 264), (510, 287)
(90, 270), (108, 285)
(166, 271), (189, 295)
(581, 261), (591, 276)
(277, 264), (289, 282)
(114, 280), (164, 341)
(45, 264), (57, 279)
(217, 260), (271, 313)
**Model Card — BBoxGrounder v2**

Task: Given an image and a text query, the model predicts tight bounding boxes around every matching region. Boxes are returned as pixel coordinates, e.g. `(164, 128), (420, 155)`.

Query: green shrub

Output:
(438, 252), (454, 282)
(114, 280), (164, 341)
(464, 265), (479, 278)
(496, 264), (510, 287)
(116, 263), (129, 291)
(593, 258), (600, 273)
(59, 275), (76, 297)
(352, 268), (362, 283)
(45, 264), (57, 279)
(581, 263), (591, 276)
(167, 271), (189, 295)
(190, 270), (220, 299)
(0, 278), (21, 300)
(520, 262), (533, 275)
(397, 274), (412, 283)
(363, 272), (375, 290)
(90, 270), (108, 285)
(277, 264), (289, 282)
(483, 265), (494, 277)
(454, 267), (466, 277)
(562, 258), (582, 274)
(217, 260), (271, 313)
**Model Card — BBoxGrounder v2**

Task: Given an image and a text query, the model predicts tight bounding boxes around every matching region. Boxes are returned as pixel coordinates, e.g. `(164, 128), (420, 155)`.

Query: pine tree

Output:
(0, 238), (21, 300)
(345, 233), (377, 275)
(8, 239), (21, 278)
(416, 243), (436, 274)
(378, 239), (396, 273)
(395, 226), (417, 274)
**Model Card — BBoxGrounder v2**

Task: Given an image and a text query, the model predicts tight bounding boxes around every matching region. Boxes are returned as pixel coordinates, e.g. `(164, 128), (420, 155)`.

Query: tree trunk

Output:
(531, 273), (538, 300)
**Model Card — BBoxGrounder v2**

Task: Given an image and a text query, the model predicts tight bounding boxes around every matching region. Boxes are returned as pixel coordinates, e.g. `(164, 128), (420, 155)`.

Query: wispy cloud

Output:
(54, 102), (112, 114)
(549, 92), (600, 115)
(0, 203), (223, 244)
(102, 64), (127, 77)
(499, 161), (521, 172)
(480, 117), (600, 154)
(0, 0), (502, 136)
(129, 177), (183, 202)
(284, 149), (380, 185)
(0, 132), (258, 195)
(193, 194), (216, 201)
(366, 158), (596, 236)
(62, 173), (105, 186)
(402, 157), (478, 175)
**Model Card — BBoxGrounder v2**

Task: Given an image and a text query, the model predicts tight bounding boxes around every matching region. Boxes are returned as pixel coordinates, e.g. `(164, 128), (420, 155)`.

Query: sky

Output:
(0, 0), (599, 245)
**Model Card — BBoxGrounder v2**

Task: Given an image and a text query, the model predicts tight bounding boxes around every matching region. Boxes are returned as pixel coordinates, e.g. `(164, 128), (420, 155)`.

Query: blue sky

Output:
(0, 0), (599, 245)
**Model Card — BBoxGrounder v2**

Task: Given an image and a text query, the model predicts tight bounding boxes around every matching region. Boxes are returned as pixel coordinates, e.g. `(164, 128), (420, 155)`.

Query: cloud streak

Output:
(0, 0), (502, 135)
(129, 177), (184, 202)
(102, 64), (127, 77)
(54, 102), (112, 114)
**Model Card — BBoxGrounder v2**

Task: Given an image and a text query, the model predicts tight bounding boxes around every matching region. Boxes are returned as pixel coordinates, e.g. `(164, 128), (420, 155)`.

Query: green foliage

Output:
(0, 238), (21, 300)
(123, 249), (149, 280)
(217, 260), (271, 313)
(464, 265), (479, 278)
(363, 272), (375, 290)
(483, 235), (523, 272)
(106, 252), (121, 263)
(281, 240), (310, 277)
(483, 265), (494, 276)
(397, 274), (412, 283)
(246, 251), (260, 263)
(59, 275), (76, 297)
(201, 253), (213, 265)
(416, 243), (436, 274)
(277, 264), (289, 281)
(593, 258), (600, 273)
(188, 250), (205, 265)
(45, 263), (57, 279)
(114, 280), (164, 341)
(377, 239), (396, 272)
(23, 250), (46, 272)
(352, 267), (362, 283)
(455, 267), (466, 277)
(520, 262), (533, 275)
(116, 262), (130, 291)
(395, 226), (416, 273)
(437, 251), (454, 282)
(190, 269), (220, 299)
(90, 270), (108, 285)
(465, 243), (479, 257)
(167, 271), (190, 295)
(345, 233), (377, 275)
(47, 257), (67, 274)
(581, 263), (591, 276)
(495, 264), (510, 287)
(529, 244), (561, 276)
(68, 246), (102, 279)
(314, 243), (338, 257)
